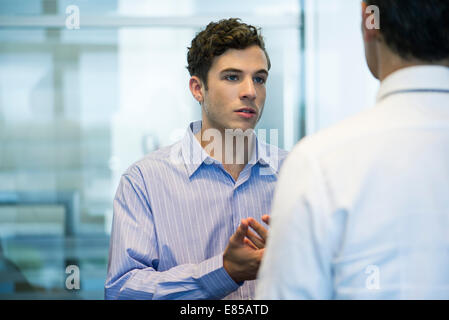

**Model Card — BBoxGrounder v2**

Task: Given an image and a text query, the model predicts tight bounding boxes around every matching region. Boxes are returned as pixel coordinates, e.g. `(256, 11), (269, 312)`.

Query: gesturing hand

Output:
(223, 215), (270, 284)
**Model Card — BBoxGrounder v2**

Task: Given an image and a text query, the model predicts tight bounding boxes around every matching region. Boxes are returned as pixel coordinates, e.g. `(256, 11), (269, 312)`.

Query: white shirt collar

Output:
(376, 65), (449, 102)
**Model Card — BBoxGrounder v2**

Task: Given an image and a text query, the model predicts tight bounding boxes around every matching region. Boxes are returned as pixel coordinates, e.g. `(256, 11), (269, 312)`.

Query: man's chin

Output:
(204, 118), (257, 134)
(225, 120), (258, 132)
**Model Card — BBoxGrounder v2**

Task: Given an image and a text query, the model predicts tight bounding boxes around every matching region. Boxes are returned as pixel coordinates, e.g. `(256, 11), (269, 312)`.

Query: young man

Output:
(105, 18), (288, 300)
(257, 0), (449, 299)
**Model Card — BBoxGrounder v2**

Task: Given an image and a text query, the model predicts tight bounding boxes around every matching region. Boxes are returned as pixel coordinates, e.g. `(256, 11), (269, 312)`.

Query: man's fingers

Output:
(231, 217), (269, 248)
(243, 237), (258, 250)
(262, 214), (270, 225)
(247, 217), (268, 241)
(246, 228), (265, 249)
(232, 219), (249, 243)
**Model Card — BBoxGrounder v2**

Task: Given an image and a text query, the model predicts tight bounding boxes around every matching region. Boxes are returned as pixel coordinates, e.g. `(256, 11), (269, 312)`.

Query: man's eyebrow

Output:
(255, 69), (269, 76)
(220, 68), (243, 74)
(220, 68), (269, 75)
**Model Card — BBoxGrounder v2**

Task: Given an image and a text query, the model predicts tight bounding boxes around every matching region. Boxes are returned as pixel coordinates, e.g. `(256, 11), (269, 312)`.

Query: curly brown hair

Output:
(187, 18), (271, 89)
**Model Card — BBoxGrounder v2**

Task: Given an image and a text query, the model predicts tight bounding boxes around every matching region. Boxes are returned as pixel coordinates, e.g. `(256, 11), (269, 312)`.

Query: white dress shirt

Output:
(256, 66), (449, 299)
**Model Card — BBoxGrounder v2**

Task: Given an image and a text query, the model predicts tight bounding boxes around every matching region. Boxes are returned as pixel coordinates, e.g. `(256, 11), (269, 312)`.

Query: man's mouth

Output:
(235, 107), (257, 119)
(235, 107), (257, 114)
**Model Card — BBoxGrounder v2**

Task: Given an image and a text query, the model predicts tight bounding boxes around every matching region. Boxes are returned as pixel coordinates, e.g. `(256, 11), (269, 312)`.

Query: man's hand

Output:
(223, 216), (270, 284)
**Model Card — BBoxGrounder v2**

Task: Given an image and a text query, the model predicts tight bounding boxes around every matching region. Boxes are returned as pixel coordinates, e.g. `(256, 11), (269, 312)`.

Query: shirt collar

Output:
(252, 138), (281, 177)
(180, 121), (280, 178)
(376, 65), (449, 103)
(181, 121), (217, 178)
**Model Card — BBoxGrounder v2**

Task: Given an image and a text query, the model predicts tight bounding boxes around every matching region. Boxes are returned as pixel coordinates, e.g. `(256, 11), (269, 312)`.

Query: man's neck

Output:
(194, 123), (256, 181)
(377, 44), (449, 82)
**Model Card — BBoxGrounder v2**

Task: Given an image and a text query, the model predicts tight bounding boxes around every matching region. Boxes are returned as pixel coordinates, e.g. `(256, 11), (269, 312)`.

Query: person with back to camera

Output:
(257, 0), (449, 299)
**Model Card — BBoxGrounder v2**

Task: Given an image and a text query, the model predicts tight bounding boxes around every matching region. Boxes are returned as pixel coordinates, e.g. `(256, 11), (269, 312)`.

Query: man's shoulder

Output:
(276, 145), (290, 160)
(258, 140), (289, 173)
(275, 106), (383, 187)
(122, 141), (184, 180)
(258, 140), (289, 158)
(295, 105), (384, 157)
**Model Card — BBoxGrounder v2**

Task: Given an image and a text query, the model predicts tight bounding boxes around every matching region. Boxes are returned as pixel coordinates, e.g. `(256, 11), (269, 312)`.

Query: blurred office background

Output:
(0, 0), (377, 299)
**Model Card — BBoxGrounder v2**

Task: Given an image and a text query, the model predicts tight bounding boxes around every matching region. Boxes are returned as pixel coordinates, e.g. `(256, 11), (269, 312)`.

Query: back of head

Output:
(187, 18), (270, 89)
(366, 0), (449, 62)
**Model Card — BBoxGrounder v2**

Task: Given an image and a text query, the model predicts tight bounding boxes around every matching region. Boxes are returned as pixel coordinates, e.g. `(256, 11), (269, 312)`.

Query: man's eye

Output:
(254, 76), (266, 84)
(225, 75), (239, 81)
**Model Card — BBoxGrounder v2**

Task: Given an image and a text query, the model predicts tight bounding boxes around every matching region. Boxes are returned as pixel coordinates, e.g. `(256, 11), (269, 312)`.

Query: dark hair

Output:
(366, 0), (449, 62)
(187, 18), (271, 89)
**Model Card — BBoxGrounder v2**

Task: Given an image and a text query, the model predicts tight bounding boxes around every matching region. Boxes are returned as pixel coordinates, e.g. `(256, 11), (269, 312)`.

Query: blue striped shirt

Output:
(105, 121), (288, 299)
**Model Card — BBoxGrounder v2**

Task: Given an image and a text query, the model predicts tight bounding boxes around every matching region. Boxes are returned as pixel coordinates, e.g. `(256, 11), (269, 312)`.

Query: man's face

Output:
(201, 45), (269, 132)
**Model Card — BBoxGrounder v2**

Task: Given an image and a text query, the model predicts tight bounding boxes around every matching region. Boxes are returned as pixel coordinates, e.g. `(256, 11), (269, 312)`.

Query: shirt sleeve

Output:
(104, 167), (240, 300)
(255, 145), (343, 299)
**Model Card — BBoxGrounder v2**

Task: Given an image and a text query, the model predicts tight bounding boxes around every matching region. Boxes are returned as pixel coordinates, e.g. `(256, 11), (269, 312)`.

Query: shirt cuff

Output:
(196, 254), (242, 299)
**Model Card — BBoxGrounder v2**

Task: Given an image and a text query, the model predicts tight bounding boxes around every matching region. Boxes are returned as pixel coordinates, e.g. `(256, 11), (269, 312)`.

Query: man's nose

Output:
(239, 77), (257, 101)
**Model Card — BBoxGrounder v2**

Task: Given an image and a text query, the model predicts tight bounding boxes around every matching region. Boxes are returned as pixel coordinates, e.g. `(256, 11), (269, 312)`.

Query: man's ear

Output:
(361, 1), (380, 42)
(189, 76), (204, 104)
